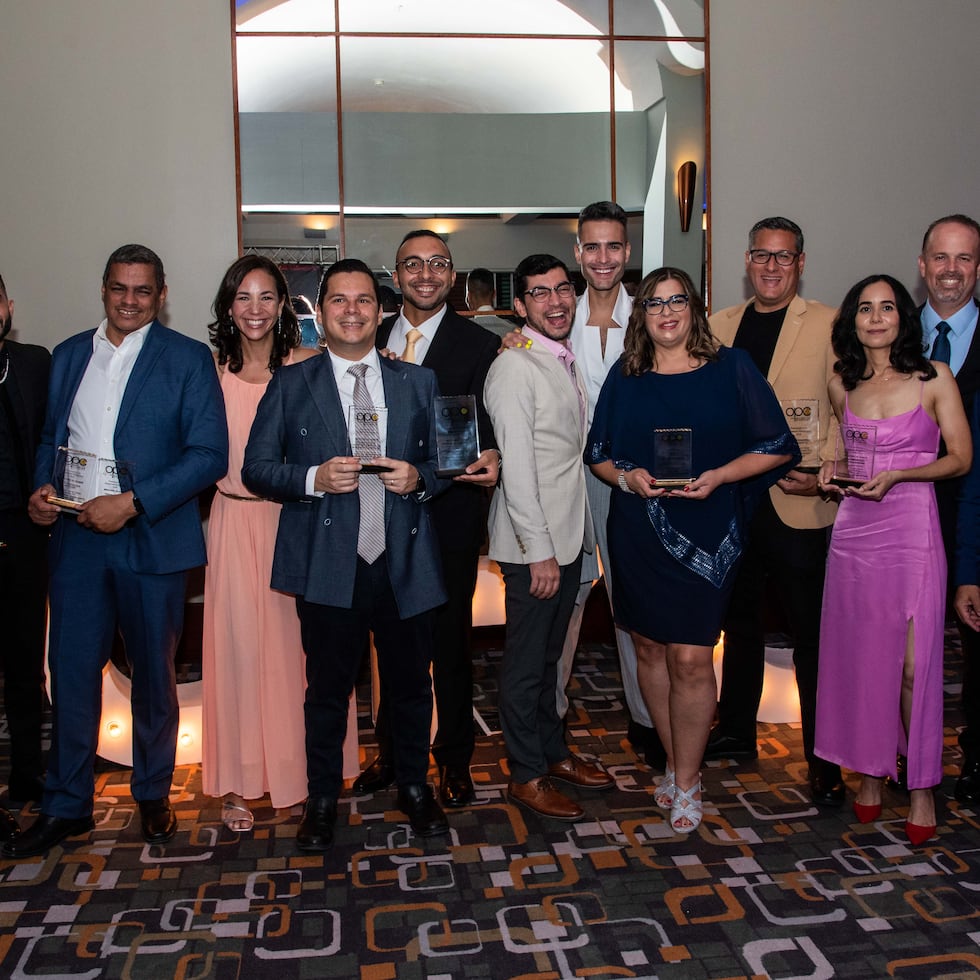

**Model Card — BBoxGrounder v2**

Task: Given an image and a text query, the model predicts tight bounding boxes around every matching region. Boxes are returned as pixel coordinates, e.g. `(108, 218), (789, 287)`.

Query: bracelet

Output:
(617, 471), (636, 494)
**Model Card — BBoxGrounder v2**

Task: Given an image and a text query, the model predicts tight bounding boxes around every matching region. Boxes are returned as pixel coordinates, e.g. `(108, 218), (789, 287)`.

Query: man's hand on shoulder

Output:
(498, 328), (528, 354)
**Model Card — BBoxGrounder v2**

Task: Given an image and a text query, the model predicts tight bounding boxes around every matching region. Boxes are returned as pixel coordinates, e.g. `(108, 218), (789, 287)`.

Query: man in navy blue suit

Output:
(4, 245), (227, 858)
(243, 258), (451, 852)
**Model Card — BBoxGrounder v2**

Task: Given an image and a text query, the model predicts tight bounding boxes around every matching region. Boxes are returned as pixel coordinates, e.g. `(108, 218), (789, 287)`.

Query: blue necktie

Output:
(930, 321), (951, 364)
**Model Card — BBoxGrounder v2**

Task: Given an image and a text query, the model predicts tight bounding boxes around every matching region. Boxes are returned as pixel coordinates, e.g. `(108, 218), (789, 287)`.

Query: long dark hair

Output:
(622, 266), (717, 376)
(831, 274), (936, 390)
(208, 255), (300, 373)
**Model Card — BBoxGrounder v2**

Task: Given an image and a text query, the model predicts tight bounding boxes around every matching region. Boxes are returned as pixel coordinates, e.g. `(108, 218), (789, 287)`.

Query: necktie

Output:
(931, 321), (951, 364)
(347, 363), (385, 563)
(402, 328), (423, 363)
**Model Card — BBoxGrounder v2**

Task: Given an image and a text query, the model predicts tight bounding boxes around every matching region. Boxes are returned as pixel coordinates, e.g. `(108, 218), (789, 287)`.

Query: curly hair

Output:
(621, 266), (717, 376)
(831, 274), (936, 390)
(208, 255), (300, 374)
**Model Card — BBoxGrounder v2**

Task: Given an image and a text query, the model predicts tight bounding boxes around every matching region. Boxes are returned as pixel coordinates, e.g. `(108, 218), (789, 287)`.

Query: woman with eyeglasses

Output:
(586, 266), (798, 833)
(815, 274), (970, 845)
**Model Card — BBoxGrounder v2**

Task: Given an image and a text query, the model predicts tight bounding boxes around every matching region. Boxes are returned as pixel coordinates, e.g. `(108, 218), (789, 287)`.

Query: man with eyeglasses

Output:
(353, 230), (500, 811)
(706, 216), (844, 808)
(484, 253), (612, 822)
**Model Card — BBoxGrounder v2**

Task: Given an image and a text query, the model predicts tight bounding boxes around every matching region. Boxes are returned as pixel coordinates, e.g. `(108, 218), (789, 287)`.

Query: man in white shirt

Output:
(465, 267), (514, 338)
(7, 245), (227, 858)
(557, 202), (663, 767)
(244, 258), (451, 852)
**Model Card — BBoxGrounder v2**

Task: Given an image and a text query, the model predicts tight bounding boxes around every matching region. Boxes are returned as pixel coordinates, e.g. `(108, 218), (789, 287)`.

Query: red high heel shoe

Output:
(853, 801), (882, 823)
(905, 821), (936, 846)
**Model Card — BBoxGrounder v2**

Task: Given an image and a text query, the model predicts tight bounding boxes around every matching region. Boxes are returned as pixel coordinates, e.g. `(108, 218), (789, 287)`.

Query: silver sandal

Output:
(670, 779), (703, 834)
(221, 799), (254, 833)
(654, 767), (675, 809)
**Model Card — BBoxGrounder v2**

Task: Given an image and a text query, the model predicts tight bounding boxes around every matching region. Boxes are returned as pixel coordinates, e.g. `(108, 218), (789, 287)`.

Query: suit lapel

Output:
(307, 352), (350, 453)
(116, 321), (165, 434)
(768, 295), (806, 384)
(380, 358), (409, 459)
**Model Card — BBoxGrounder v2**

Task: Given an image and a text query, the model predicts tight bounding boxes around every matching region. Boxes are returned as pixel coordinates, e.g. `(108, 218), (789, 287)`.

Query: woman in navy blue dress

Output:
(586, 267), (797, 833)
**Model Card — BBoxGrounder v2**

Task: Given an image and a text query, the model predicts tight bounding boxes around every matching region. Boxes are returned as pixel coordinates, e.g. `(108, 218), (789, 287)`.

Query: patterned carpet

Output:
(2, 630), (980, 980)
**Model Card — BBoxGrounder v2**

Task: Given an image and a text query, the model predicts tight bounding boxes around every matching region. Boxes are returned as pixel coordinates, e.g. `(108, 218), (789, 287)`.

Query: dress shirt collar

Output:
(921, 298), (978, 339)
(523, 325), (576, 365)
(327, 345), (383, 387)
(392, 304), (447, 345)
(575, 282), (633, 330)
(92, 317), (151, 354)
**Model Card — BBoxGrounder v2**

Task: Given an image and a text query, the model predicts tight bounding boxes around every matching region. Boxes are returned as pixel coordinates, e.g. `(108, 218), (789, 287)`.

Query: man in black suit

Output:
(353, 230), (500, 809)
(0, 273), (50, 840)
(244, 259), (452, 850)
(917, 214), (980, 803)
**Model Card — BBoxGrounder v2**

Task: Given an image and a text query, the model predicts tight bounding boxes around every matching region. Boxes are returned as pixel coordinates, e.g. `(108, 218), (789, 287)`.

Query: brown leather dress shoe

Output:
(547, 754), (615, 790)
(507, 777), (584, 822)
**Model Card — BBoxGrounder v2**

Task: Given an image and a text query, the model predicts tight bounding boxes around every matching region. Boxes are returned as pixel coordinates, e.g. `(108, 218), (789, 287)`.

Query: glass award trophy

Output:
(653, 428), (693, 487)
(780, 399), (820, 472)
(348, 404), (391, 474)
(48, 446), (134, 510)
(435, 394), (480, 477)
(831, 423), (877, 487)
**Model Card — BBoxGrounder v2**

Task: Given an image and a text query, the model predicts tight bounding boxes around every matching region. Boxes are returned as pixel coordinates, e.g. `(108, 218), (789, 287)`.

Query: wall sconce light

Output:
(677, 161), (697, 233)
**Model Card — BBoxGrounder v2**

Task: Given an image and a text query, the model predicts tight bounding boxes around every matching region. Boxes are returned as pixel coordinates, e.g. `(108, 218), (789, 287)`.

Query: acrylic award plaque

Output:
(653, 428), (693, 487)
(348, 404), (392, 474)
(435, 394), (480, 477)
(781, 399), (820, 472)
(48, 446), (134, 510)
(831, 423), (877, 487)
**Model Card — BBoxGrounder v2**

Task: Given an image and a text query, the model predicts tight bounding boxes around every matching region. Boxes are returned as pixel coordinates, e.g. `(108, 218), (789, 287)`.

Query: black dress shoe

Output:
(296, 796), (337, 852)
(809, 763), (845, 808)
(2, 813), (94, 858)
(885, 754), (909, 794)
(0, 806), (20, 842)
(702, 729), (758, 761)
(397, 784), (449, 837)
(956, 757), (980, 805)
(352, 756), (396, 795)
(138, 798), (177, 844)
(438, 765), (475, 808)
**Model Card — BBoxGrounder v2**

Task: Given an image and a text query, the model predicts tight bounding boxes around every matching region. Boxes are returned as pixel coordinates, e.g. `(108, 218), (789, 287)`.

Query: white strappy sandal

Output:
(654, 767), (675, 809)
(670, 779), (703, 834)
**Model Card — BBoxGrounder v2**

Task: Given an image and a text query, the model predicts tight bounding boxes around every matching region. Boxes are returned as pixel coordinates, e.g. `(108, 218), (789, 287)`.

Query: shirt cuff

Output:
(305, 465), (324, 497)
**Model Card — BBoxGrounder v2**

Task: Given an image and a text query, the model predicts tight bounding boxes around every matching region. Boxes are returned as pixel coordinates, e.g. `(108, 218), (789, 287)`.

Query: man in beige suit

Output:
(705, 217), (843, 807)
(485, 253), (613, 821)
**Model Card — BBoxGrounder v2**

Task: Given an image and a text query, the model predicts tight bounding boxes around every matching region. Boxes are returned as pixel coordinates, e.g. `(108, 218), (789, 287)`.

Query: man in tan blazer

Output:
(705, 217), (843, 807)
(485, 253), (612, 822)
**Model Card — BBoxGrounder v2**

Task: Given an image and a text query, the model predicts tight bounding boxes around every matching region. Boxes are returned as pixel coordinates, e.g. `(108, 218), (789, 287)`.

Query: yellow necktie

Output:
(402, 328), (423, 363)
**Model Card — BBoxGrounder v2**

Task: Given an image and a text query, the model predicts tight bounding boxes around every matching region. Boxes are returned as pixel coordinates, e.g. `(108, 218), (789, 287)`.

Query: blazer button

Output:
(411, 527), (418, 535)
(418, 439), (423, 447)
(301, 427), (308, 436)
(323, 518), (331, 526)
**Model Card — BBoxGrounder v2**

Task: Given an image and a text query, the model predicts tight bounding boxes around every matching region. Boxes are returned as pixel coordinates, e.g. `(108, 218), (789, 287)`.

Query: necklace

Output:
(0, 349), (8, 385)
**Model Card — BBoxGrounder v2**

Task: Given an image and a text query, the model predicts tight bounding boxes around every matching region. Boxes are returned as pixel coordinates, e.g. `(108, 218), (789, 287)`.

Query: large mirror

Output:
(233, 0), (707, 310)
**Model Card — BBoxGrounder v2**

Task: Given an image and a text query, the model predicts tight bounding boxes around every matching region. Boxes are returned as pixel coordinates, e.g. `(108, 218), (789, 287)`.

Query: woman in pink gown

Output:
(816, 274), (970, 845)
(203, 256), (318, 830)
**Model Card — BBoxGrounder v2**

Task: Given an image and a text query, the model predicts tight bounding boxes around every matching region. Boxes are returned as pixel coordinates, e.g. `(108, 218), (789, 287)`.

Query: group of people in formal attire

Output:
(2, 206), (980, 858)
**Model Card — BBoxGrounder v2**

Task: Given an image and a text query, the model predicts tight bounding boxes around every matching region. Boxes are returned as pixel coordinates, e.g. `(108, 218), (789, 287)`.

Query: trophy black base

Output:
(829, 477), (864, 488)
(360, 464), (394, 474)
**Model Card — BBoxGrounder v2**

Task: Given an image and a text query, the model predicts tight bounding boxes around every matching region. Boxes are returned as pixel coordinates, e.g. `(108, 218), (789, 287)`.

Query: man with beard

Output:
(353, 231), (500, 811)
(706, 217), (844, 807)
(918, 214), (980, 803)
(0, 273), (50, 841)
(554, 202), (663, 765)
(244, 258), (451, 850)
(484, 253), (612, 822)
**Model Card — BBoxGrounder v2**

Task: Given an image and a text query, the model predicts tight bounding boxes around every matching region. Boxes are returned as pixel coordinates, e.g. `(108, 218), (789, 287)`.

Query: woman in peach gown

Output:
(203, 256), (318, 830)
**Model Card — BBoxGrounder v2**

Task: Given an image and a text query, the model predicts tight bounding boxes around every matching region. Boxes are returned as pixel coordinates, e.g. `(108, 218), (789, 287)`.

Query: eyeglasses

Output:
(396, 256), (453, 274)
(639, 294), (689, 314)
(747, 249), (799, 266)
(523, 281), (575, 302)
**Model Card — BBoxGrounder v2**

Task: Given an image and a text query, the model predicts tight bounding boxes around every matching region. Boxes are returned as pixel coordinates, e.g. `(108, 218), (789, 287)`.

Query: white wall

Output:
(708, 0), (980, 313)
(0, 1), (239, 351)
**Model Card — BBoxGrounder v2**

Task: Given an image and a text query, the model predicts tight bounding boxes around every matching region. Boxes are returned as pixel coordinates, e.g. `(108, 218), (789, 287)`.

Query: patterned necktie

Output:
(402, 328), (423, 363)
(930, 321), (951, 364)
(347, 363), (385, 563)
